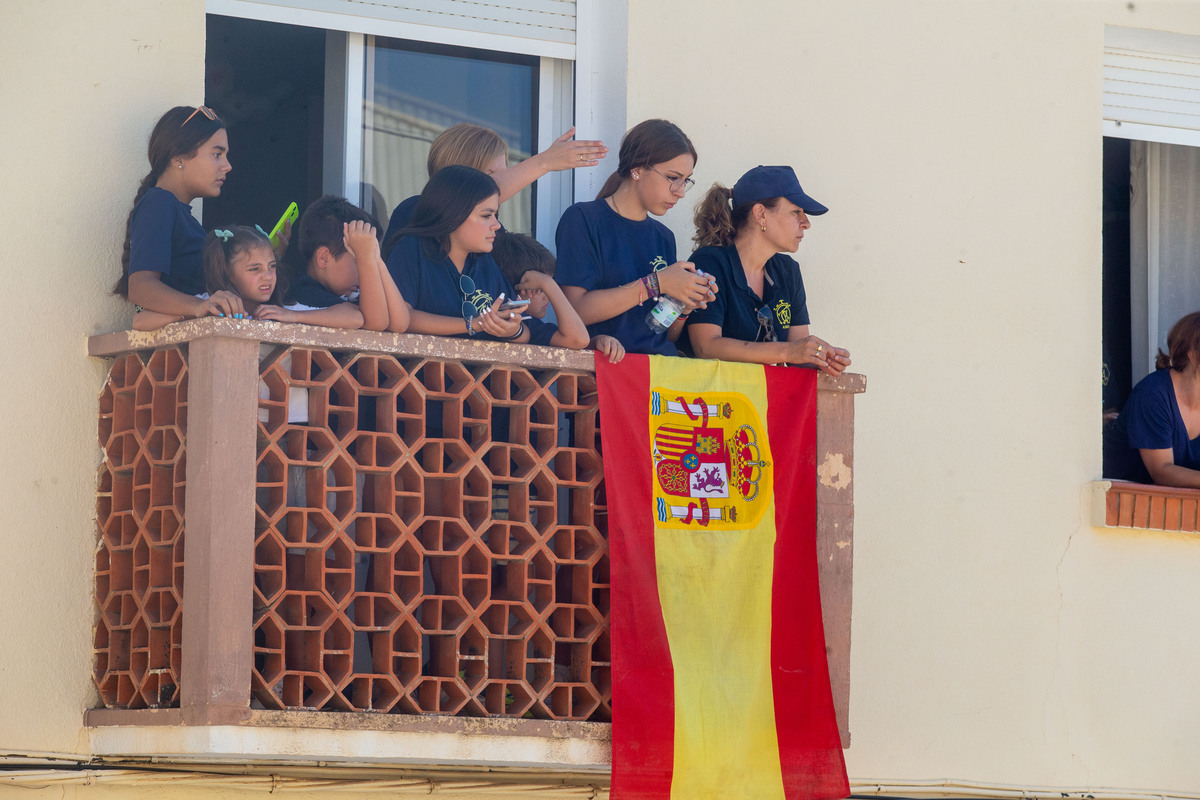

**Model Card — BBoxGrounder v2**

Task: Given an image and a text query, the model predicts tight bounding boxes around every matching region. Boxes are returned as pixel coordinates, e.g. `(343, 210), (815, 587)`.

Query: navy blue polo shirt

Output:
(686, 245), (809, 343)
(128, 187), (206, 295)
(555, 199), (679, 356)
(385, 235), (556, 345)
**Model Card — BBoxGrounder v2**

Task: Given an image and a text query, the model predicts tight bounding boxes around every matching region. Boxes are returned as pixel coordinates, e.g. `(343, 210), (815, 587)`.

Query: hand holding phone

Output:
(499, 297), (531, 311)
(268, 202), (299, 250)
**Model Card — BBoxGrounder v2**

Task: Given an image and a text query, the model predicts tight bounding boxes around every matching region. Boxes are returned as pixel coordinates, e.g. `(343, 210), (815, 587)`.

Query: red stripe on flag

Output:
(766, 366), (849, 800)
(596, 354), (675, 799)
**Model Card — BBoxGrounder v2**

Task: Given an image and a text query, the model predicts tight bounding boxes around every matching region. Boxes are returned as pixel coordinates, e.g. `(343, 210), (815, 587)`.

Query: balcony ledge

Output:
(87, 321), (864, 766)
(86, 709), (610, 772)
(1091, 479), (1200, 533)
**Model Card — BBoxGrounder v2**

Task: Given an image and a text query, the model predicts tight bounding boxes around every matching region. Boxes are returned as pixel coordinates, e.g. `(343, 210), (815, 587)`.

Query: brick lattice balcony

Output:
(86, 320), (864, 772)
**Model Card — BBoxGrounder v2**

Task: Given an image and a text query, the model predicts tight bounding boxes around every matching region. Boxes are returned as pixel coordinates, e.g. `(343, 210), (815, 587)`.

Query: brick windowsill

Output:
(1092, 480), (1200, 532)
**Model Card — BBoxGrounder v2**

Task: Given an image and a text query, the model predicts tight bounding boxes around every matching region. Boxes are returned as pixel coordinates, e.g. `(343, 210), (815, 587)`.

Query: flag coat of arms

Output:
(596, 354), (848, 800)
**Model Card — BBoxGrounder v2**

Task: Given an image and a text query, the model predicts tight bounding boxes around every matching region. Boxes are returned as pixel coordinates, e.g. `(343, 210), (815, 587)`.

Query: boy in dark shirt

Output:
(266, 195), (409, 331)
(490, 230), (624, 362)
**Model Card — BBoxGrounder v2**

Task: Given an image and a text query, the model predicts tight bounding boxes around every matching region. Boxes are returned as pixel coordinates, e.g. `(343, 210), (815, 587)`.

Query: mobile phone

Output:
(268, 202), (299, 250)
(499, 297), (531, 311)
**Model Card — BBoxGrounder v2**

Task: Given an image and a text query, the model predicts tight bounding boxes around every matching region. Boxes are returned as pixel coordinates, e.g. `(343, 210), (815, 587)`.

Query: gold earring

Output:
(760, 224), (766, 231)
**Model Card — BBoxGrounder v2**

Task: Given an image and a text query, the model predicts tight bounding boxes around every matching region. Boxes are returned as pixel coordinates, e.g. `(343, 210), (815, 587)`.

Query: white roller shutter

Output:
(210, 0), (577, 58)
(1104, 26), (1200, 147)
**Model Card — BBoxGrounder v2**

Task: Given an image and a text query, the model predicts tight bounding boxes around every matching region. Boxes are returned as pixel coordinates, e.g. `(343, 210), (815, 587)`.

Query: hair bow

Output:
(214, 229), (233, 242)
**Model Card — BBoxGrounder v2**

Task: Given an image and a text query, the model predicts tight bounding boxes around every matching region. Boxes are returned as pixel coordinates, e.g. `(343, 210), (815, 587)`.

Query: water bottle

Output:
(646, 269), (710, 333)
(646, 294), (685, 333)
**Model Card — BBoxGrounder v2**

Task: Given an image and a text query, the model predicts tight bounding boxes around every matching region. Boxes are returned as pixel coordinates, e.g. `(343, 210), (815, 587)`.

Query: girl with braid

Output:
(114, 105), (245, 320)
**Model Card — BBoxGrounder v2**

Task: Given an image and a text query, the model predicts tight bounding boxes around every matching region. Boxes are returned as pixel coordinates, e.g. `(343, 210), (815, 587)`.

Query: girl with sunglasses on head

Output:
(555, 119), (717, 356)
(686, 165), (850, 374)
(114, 106), (248, 320)
(383, 165), (587, 348)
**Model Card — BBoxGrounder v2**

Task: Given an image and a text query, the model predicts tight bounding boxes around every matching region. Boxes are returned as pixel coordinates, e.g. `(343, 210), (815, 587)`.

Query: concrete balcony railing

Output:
(85, 320), (864, 778)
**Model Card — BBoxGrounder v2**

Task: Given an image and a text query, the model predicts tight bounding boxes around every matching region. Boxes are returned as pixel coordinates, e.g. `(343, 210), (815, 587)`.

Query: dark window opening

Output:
(203, 15), (326, 232)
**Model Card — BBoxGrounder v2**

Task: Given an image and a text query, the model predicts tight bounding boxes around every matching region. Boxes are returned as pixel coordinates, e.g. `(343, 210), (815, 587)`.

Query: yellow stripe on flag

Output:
(648, 356), (785, 800)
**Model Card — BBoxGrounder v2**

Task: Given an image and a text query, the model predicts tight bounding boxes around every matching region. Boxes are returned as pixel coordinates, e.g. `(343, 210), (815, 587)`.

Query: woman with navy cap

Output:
(686, 165), (850, 374)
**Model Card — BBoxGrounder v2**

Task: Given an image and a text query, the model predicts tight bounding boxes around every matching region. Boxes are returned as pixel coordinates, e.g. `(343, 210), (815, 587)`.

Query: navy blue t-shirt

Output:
(686, 245), (810, 343)
(1109, 368), (1200, 482)
(285, 273), (355, 310)
(128, 187), (206, 295)
(385, 235), (556, 345)
(554, 199), (679, 356)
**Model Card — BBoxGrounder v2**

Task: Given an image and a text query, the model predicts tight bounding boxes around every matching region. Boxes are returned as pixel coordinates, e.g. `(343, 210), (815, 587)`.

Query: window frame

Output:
(206, 0), (593, 241)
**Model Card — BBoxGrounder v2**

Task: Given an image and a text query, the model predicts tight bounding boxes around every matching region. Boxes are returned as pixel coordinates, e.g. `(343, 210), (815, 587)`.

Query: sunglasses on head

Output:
(180, 106), (219, 127)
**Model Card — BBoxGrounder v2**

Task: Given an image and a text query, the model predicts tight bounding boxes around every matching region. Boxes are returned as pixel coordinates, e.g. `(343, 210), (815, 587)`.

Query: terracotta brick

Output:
(1148, 496), (1166, 529)
(1164, 496), (1182, 531)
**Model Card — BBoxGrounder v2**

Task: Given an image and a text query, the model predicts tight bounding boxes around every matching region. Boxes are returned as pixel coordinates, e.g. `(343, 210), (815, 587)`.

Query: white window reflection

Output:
(363, 38), (537, 234)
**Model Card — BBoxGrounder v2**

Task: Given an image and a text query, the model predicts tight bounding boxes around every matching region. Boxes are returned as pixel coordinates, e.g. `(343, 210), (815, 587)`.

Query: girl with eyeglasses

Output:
(686, 165), (850, 374)
(114, 106), (247, 320)
(555, 119), (717, 356)
(384, 165), (588, 347)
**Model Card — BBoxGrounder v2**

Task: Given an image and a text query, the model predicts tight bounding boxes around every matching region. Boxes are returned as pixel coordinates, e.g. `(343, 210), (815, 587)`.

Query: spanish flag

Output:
(596, 354), (848, 800)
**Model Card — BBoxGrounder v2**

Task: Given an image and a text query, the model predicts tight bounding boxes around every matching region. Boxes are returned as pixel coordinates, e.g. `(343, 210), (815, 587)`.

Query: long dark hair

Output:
(596, 119), (697, 200)
(383, 165), (499, 259)
(1157, 311), (1200, 371)
(692, 183), (781, 248)
(114, 106), (225, 298)
(202, 225), (283, 305)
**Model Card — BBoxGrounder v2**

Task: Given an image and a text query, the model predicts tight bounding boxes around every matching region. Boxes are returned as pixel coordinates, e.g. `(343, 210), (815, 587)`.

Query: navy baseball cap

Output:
(732, 165), (828, 215)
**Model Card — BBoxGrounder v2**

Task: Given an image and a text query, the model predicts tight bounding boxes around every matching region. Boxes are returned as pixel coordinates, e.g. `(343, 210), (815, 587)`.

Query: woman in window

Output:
(1107, 311), (1200, 487)
(685, 165), (850, 374)
(555, 119), (716, 356)
(382, 123), (607, 238)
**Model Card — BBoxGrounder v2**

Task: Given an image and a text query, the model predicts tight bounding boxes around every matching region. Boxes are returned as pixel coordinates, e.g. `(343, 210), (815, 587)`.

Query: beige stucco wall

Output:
(629, 0), (1200, 793)
(0, 0), (206, 756)
(6, 0), (1200, 795)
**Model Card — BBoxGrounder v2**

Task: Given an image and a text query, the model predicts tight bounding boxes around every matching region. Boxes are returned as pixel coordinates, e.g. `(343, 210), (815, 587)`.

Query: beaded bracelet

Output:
(647, 271), (662, 299)
(465, 316), (476, 336)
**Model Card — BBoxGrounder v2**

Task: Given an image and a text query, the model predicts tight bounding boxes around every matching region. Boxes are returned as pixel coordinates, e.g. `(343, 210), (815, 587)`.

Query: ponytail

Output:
(114, 172), (159, 297)
(596, 170), (624, 200)
(692, 183), (781, 249)
(692, 184), (736, 248)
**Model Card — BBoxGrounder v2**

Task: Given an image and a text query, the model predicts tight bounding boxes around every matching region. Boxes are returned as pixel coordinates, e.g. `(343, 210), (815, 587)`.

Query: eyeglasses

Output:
(646, 165), (696, 194)
(180, 106), (219, 127)
(755, 306), (778, 343)
(459, 272), (478, 321)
